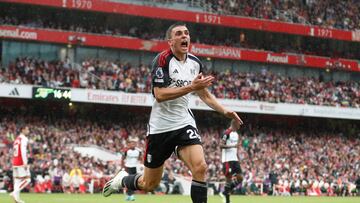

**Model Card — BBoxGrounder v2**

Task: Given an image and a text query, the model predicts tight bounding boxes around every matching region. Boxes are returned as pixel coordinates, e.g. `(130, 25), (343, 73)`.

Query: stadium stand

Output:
(0, 104), (359, 196)
(1, 3), (359, 60)
(0, 0), (359, 199)
(204, 0), (360, 30)
(114, 0), (360, 30)
(1, 57), (359, 107)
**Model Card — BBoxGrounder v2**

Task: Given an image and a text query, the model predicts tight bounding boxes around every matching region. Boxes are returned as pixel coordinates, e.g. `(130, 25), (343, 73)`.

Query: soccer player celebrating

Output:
(220, 120), (243, 203)
(103, 22), (243, 203)
(10, 126), (31, 203)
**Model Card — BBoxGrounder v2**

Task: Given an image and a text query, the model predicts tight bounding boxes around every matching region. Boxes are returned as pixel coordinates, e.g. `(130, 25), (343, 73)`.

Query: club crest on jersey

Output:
(155, 67), (164, 79)
(190, 69), (195, 75)
(147, 154), (152, 163)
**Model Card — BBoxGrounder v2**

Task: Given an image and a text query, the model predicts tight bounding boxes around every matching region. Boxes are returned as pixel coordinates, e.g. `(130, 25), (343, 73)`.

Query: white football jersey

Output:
(148, 49), (203, 134)
(124, 148), (141, 168)
(221, 131), (239, 162)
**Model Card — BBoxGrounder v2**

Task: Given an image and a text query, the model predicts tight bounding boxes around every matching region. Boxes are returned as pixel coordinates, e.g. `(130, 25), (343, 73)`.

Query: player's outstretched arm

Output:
(196, 88), (243, 125)
(154, 73), (214, 102)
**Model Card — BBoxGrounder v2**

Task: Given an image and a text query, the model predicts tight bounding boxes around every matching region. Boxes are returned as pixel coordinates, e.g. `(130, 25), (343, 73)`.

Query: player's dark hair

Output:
(16, 125), (28, 135)
(165, 22), (187, 40)
(19, 125), (28, 131)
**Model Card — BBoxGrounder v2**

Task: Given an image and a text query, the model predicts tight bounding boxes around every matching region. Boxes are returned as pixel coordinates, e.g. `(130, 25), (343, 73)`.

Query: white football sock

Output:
(13, 178), (21, 199)
(14, 178), (31, 200)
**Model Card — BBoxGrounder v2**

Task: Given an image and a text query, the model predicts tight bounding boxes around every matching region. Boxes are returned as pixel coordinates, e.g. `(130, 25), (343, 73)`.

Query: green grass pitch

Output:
(0, 193), (359, 203)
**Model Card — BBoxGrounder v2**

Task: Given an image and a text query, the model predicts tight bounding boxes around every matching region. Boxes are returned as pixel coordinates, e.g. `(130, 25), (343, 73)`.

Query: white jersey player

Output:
(221, 128), (239, 163)
(10, 126), (31, 203)
(103, 22), (243, 203)
(220, 120), (242, 203)
(122, 137), (142, 201)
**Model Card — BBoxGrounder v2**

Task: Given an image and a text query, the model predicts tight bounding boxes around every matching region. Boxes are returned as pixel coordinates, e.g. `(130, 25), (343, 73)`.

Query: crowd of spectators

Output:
(115, 0), (360, 31)
(0, 112), (147, 193)
(1, 57), (359, 108)
(0, 110), (359, 195)
(200, 122), (360, 196)
(1, 3), (359, 60)
(168, 0), (360, 31)
(209, 70), (360, 108)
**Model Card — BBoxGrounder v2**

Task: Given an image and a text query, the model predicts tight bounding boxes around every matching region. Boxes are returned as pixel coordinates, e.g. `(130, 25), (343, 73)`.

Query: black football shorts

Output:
(144, 125), (202, 168)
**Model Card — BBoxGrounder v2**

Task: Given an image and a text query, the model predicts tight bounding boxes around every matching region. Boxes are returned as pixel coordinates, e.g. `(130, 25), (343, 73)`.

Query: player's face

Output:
(23, 126), (30, 135)
(128, 141), (136, 148)
(168, 26), (190, 55)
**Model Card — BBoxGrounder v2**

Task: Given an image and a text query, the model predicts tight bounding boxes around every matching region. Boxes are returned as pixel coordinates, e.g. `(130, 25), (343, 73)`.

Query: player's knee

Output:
(193, 161), (207, 176)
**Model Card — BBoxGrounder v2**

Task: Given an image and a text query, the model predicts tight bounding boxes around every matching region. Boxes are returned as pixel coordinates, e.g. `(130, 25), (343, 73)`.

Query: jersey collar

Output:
(170, 49), (188, 62)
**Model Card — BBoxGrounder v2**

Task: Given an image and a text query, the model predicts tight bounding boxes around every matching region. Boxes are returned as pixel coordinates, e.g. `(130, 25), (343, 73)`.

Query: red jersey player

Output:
(10, 126), (31, 203)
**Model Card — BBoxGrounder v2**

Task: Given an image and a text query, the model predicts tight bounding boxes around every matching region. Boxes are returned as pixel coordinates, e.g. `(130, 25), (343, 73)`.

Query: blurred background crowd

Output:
(1, 0), (360, 60)
(1, 57), (359, 108)
(0, 0), (359, 198)
(0, 104), (359, 195)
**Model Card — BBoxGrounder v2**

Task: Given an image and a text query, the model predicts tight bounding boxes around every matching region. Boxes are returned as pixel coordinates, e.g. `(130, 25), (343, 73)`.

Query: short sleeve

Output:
(151, 53), (170, 88)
